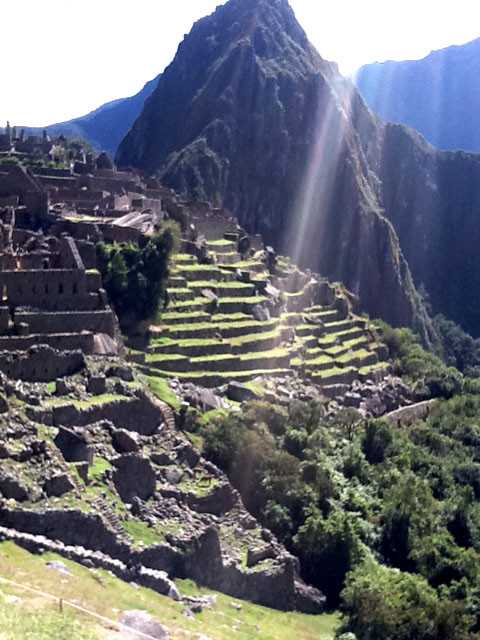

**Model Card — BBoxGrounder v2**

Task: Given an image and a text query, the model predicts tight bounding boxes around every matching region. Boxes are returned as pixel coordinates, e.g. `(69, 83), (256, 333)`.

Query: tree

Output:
(339, 561), (474, 640)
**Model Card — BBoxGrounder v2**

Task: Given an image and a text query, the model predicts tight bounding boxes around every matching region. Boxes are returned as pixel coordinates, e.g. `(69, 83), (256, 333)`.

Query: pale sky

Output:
(3, 0), (480, 126)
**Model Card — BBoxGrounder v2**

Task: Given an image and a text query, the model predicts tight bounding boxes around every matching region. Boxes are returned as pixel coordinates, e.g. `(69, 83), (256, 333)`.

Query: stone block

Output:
(44, 473), (75, 497)
(87, 375), (106, 395)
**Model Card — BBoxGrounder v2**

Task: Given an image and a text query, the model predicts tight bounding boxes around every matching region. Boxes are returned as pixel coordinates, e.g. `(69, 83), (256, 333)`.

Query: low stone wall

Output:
(14, 310), (115, 338)
(49, 391), (164, 436)
(385, 399), (438, 428)
(0, 332), (94, 354)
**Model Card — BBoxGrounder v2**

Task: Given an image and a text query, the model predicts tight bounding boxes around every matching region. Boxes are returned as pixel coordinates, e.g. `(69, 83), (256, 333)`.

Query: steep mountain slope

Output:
(117, 0), (434, 345)
(354, 38), (480, 152)
(17, 75), (160, 157)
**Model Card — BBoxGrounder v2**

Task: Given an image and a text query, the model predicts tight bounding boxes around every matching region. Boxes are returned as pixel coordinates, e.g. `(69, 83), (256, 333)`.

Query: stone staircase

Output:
(91, 496), (133, 544)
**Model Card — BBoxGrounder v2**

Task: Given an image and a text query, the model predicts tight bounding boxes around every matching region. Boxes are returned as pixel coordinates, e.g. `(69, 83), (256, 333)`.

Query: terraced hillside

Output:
(137, 234), (390, 389)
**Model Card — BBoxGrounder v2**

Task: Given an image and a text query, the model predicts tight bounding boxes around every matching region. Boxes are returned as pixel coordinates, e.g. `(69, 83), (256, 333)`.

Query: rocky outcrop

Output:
(116, 0), (436, 345)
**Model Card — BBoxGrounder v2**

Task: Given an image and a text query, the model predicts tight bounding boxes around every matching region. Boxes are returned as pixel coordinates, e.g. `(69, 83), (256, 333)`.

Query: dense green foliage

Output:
(96, 223), (180, 327)
(201, 395), (480, 636)
(374, 320), (465, 398)
(434, 314), (480, 376)
(198, 329), (480, 637)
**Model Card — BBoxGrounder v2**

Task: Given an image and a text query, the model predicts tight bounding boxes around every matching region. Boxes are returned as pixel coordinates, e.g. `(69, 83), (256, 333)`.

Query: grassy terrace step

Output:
(145, 353), (190, 373)
(158, 311), (212, 325)
(149, 338), (232, 357)
(324, 336), (371, 357)
(166, 297), (211, 312)
(294, 334), (320, 350)
(295, 324), (325, 337)
(303, 309), (340, 322)
(139, 366), (293, 388)
(324, 318), (362, 334)
(166, 287), (195, 301)
(215, 251), (242, 265)
(216, 296), (268, 313)
(359, 361), (391, 380)
(163, 317), (280, 340)
(187, 281), (256, 297)
(173, 253), (196, 263)
(335, 348), (378, 368)
(175, 264), (225, 281)
(304, 353), (336, 371)
(312, 366), (358, 386)
(211, 312), (251, 322)
(189, 347), (290, 372)
(167, 278), (188, 290)
(230, 326), (291, 354)
(221, 261), (267, 273)
(318, 326), (366, 346)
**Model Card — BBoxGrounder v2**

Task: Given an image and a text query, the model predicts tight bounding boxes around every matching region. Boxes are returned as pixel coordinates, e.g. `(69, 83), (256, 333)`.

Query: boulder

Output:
(0, 474), (29, 501)
(55, 378), (70, 396)
(120, 610), (170, 639)
(191, 388), (223, 412)
(164, 468), (183, 485)
(246, 545), (276, 568)
(46, 560), (71, 576)
(113, 454), (156, 502)
(112, 429), (139, 454)
(226, 382), (256, 403)
(294, 580), (326, 614)
(252, 305), (270, 322)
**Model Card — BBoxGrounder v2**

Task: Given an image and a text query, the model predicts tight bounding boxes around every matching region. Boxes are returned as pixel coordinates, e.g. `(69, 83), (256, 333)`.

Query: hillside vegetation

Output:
(193, 327), (480, 638)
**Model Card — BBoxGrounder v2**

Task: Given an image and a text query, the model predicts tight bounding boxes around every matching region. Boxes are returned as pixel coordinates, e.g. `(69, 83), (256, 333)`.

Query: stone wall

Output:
(385, 399), (438, 428)
(49, 391), (163, 436)
(0, 270), (90, 309)
(0, 345), (85, 381)
(192, 215), (239, 240)
(14, 310), (115, 338)
(0, 332), (94, 354)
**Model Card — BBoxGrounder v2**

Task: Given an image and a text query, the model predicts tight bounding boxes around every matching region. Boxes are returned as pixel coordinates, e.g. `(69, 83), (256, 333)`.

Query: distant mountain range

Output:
(4, 75), (160, 158)
(354, 37), (480, 152)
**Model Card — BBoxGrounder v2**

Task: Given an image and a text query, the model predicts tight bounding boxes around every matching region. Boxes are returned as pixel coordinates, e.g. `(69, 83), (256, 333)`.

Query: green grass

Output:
(175, 263), (219, 271)
(47, 394), (128, 409)
(0, 600), (98, 640)
(167, 296), (211, 308)
(146, 353), (187, 363)
(313, 366), (356, 379)
(0, 541), (339, 640)
(218, 296), (267, 304)
(191, 353), (238, 363)
(230, 327), (283, 347)
(121, 519), (162, 547)
(336, 348), (373, 364)
(187, 281), (252, 289)
(147, 376), (181, 411)
(241, 347), (288, 361)
(206, 239), (235, 246)
(243, 381), (267, 397)
(359, 362), (390, 375)
(89, 456), (112, 481)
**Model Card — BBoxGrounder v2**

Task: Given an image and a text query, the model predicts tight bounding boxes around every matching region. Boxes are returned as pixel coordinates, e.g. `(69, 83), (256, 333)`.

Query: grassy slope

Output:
(0, 542), (339, 639)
